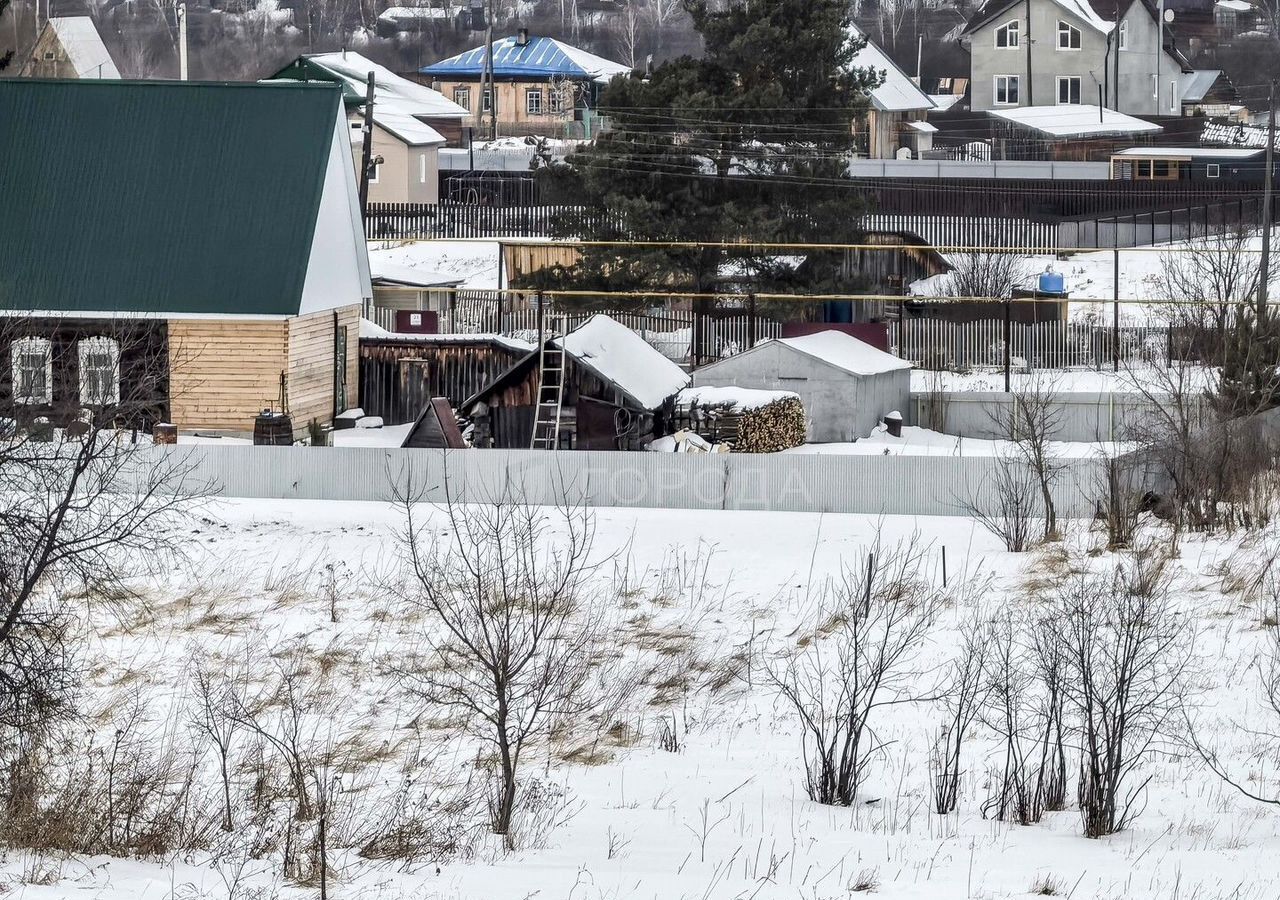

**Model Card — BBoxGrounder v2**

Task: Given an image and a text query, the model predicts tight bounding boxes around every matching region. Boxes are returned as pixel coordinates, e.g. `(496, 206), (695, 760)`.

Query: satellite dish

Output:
(1164, 8), (1175, 21)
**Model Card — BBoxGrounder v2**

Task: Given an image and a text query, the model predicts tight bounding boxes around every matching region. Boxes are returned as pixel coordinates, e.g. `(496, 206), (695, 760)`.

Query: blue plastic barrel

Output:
(1038, 269), (1065, 294)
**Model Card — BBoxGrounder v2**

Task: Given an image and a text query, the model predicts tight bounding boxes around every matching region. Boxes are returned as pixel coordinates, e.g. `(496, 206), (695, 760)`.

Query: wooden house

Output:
(465, 314), (690, 450)
(0, 79), (372, 438)
(19, 16), (122, 79)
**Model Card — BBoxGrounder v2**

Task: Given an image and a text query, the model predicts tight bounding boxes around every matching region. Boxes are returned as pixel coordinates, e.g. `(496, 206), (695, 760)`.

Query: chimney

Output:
(516, 27), (529, 47)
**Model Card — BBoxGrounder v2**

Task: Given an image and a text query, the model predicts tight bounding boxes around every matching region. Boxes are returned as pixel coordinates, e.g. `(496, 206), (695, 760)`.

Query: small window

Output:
(995, 19), (1019, 48)
(1136, 160), (1152, 178)
(78, 336), (120, 406)
(994, 75), (1020, 106)
(453, 86), (471, 110)
(1057, 76), (1082, 105)
(1118, 19), (1128, 50)
(43, 50), (55, 60)
(1206, 163), (1221, 178)
(525, 88), (543, 115)
(12, 337), (52, 405)
(367, 159), (380, 183)
(1153, 160), (1171, 178)
(350, 121), (362, 132)
(419, 152), (428, 183)
(482, 88), (496, 113)
(1058, 21), (1082, 49)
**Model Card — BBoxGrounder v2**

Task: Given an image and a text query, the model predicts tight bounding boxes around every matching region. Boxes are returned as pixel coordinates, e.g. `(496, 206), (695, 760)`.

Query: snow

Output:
(360, 318), (536, 351)
(990, 105), (1162, 138)
(928, 93), (962, 112)
(422, 35), (631, 83)
(677, 385), (800, 412)
(20, 498), (1280, 899)
(306, 51), (468, 120)
(783, 424), (1129, 458)
(368, 240), (504, 290)
(911, 365), (1215, 394)
(369, 259), (465, 288)
(47, 16), (120, 79)
(332, 422), (412, 446)
(1112, 146), (1263, 159)
(847, 25), (935, 112)
(557, 314), (691, 409)
(776, 330), (912, 376)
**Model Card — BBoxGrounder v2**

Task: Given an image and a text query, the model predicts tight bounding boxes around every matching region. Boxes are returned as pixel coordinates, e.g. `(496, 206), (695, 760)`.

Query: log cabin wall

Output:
(168, 319), (289, 433)
(0, 317), (168, 428)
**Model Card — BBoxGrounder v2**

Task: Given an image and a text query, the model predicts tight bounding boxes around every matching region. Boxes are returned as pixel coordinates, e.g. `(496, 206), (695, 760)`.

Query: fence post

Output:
(1112, 247), (1120, 372)
(747, 293), (757, 348)
(1004, 299), (1012, 393)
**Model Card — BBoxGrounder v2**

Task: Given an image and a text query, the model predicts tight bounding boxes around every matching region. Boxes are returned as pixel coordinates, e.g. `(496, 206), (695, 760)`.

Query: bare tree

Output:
(979, 608), (1041, 824)
(189, 655), (240, 833)
(394, 483), (606, 850)
(931, 609), (988, 815)
(962, 453), (1039, 552)
(990, 375), (1066, 541)
(944, 245), (1028, 301)
(1156, 224), (1262, 358)
(766, 535), (947, 806)
(1052, 558), (1189, 837)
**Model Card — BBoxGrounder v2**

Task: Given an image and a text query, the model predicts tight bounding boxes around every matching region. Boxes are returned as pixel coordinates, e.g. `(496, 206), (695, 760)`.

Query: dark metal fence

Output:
(365, 202), (620, 240)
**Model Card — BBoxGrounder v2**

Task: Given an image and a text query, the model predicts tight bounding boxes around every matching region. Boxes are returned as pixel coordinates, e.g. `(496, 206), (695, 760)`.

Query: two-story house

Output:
(963, 0), (1233, 116)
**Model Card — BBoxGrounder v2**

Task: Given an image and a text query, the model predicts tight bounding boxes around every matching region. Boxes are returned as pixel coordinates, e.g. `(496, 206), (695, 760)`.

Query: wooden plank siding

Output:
(168, 319), (289, 433)
(286, 306), (360, 432)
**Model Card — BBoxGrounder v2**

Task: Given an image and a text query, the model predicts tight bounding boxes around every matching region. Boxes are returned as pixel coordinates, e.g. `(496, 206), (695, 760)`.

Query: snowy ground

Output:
(368, 240), (506, 290)
(910, 365), (1215, 395)
(8, 500), (1280, 899)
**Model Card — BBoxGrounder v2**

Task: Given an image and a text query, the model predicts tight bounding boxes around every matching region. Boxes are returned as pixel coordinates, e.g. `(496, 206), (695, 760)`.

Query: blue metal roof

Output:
(420, 36), (630, 81)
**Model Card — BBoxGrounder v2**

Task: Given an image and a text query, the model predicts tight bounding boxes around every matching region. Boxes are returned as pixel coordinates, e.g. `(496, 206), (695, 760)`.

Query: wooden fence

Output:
(365, 203), (620, 240)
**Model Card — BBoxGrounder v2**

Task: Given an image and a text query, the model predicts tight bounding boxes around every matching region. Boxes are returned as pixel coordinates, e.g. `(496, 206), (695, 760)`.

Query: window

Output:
(994, 74), (1020, 105)
(995, 19), (1019, 48)
(1057, 76), (1082, 104)
(525, 88), (543, 115)
(1136, 160), (1152, 178)
(1207, 163), (1221, 178)
(419, 152), (428, 184)
(1118, 19), (1128, 49)
(482, 88), (496, 113)
(78, 337), (119, 406)
(1058, 21), (1082, 49)
(12, 337), (52, 405)
(453, 86), (471, 110)
(367, 159), (380, 183)
(1153, 160), (1171, 178)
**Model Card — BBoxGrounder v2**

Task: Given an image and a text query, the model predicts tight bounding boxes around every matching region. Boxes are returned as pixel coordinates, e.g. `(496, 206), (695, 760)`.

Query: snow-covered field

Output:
(9, 500), (1280, 900)
(784, 425), (1127, 459)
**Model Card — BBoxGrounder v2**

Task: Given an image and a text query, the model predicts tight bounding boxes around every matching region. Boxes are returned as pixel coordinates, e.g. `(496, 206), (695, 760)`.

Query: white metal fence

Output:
(130, 445), (1115, 518)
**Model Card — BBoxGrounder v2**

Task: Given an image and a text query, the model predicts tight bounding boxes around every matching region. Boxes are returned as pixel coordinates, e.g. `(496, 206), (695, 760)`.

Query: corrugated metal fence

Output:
(133, 446), (1111, 518)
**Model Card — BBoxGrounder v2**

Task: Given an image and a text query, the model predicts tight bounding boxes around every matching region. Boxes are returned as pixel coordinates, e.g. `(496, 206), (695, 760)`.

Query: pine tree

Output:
(536, 0), (882, 303)
(1214, 307), (1280, 418)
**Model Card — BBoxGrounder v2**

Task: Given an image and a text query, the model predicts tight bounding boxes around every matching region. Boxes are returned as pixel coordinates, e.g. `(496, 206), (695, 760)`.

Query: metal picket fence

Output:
(891, 319), (1172, 370)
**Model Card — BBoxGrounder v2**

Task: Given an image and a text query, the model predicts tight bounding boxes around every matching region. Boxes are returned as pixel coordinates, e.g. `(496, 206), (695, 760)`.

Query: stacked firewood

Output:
(733, 395), (807, 453)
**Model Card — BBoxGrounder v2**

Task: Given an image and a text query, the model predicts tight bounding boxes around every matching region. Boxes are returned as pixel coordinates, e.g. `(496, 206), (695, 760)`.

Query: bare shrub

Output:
(990, 375), (1066, 541)
(766, 535), (946, 806)
(931, 610), (988, 814)
(393, 483), (609, 850)
(963, 454), (1040, 552)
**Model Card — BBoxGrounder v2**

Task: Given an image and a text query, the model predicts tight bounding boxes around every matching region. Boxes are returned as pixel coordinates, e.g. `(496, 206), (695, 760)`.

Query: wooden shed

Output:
(465, 314), (690, 450)
(0, 79), (371, 437)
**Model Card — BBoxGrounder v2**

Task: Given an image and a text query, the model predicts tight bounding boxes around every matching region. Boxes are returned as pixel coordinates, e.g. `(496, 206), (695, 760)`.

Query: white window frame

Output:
(12, 337), (52, 406)
(1058, 20), (1082, 50)
(994, 74), (1021, 106)
(1118, 19), (1128, 50)
(548, 84), (569, 114)
(1056, 75), (1082, 105)
(453, 86), (471, 110)
(995, 19), (1020, 48)
(78, 336), (120, 407)
(525, 88), (543, 115)
(482, 88), (496, 113)
(367, 159), (380, 184)
(419, 152), (428, 183)
(1206, 163), (1221, 178)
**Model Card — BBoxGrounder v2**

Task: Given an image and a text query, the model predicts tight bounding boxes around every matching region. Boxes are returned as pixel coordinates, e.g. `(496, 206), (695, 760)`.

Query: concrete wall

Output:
(692, 343), (911, 443)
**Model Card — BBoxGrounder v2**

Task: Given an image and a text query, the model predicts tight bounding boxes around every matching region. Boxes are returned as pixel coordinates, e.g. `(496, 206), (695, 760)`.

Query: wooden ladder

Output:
(530, 326), (565, 450)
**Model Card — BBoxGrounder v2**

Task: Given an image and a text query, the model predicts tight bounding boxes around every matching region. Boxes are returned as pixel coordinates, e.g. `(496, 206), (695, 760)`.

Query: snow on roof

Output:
(379, 6), (452, 21)
(369, 259), (466, 287)
(966, 0), (1113, 34)
(677, 385), (800, 412)
(422, 35), (631, 83)
(306, 51), (466, 143)
(555, 314), (690, 409)
(904, 120), (938, 133)
(989, 105), (1161, 138)
(775, 331), (911, 377)
(367, 240), (503, 290)
(1112, 146), (1263, 158)
(847, 25), (935, 113)
(1216, 0), (1253, 10)
(1202, 120), (1278, 149)
(359, 318), (535, 351)
(48, 17), (119, 79)
(929, 94), (962, 112)
(1180, 69), (1222, 104)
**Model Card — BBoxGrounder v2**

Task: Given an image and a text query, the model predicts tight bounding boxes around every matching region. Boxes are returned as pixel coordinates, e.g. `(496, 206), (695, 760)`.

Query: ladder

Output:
(530, 328), (565, 450)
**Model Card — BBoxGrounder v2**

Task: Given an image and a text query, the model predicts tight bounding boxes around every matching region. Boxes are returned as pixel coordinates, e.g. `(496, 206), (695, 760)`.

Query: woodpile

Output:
(733, 396), (807, 453)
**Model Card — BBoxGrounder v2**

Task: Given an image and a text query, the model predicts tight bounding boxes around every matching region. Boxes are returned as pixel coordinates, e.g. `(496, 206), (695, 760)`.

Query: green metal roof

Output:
(269, 58), (366, 106)
(0, 78), (343, 317)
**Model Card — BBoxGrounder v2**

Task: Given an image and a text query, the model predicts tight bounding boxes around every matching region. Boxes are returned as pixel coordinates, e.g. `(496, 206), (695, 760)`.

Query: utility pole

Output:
(1024, 0), (1033, 105)
(357, 72), (376, 219)
(177, 2), (188, 81)
(1260, 79), (1277, 317)
(482, 0), (497, 142)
